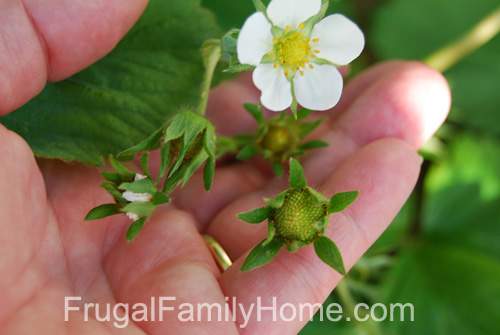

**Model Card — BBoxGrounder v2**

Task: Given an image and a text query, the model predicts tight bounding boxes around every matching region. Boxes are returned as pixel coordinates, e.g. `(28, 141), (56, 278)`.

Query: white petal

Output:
(122, 191), (152, 203)
(135, 173), (147, 181)
(126, 212), (140, 222)
(237, 12), (273, 66)
(293, 64), (343, 111)
(312, 14), (365, 66)
(253, 64), (293, 112)
(267, 0), (322, 29)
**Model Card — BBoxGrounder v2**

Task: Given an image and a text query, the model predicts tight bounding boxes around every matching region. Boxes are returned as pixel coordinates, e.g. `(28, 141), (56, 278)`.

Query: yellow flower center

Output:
(273, 26), (319, 77)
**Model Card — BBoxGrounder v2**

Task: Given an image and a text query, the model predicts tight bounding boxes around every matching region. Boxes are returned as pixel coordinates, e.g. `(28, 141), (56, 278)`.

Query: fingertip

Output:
(339, 61), (451, 148)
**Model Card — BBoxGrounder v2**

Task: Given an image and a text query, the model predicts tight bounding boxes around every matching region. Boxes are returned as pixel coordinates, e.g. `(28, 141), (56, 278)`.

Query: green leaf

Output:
(300, 140), (329, 150)
(328, 191), (359, 213)
(238, 207), (272, 224)
(372, 0), (500, 136)
(237, 145), (258, 160)
(85, 204), (120, 221)
(244, 103), (265, 125)
(119, 178), (156, 194)
(314, 236), (346, 275)
(0, 0), (220, 165)
(241, 238), (284, 272)
(121, 202), (155, 218)
(379, 135), (500, 335)
(159, 142), (171, 179)
(289, 158), (307, 189)
(101, 172), (121, 184)
(126, 218), (147, 241)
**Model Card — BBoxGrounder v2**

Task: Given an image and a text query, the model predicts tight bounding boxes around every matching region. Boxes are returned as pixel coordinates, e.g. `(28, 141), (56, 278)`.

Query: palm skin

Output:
(0, 1), (451, 334)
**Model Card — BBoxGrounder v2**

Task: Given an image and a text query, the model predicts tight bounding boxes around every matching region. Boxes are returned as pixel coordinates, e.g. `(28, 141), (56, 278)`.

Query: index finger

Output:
(0, 0), (147, 115)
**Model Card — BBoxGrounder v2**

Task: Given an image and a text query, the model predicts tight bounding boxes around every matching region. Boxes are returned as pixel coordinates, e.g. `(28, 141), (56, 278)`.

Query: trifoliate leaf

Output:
(238, 207), (272, 224)
(126, 218), (147, 241)
(289, 158), (307, 189)
(314, 236), (346, 275)
(85, 204), (120, 221)
(241, 238), (284, 272)
(328, 191), (359, 213)
(0, 0), (220, 165)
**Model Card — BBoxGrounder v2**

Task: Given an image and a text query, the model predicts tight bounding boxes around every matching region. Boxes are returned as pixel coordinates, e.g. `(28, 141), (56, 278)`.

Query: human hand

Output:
(0, 1), (450, 334)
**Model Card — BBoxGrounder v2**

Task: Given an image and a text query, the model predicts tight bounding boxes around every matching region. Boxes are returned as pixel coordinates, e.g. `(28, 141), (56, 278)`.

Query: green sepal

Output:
(224, 64), (255, 74)
(244, 103), (265, 125)
(272, 162), (284, 176)
(85, 204), (120, 221)
(289, 158), (307, 189)
(101, 172), (121, 184)
(109, 156), (135, 180)
(237, 145), (258, 161)
(314, 236), (346, 275)
(297, 108), (312, 120)
(328, 191), (359, 214)
(117, 128), (163, 161)
(264, 223), (276, 245)
(299, 119), (323, 138)
(287, 240), (307, 252)
(121, 202), (155, 218)
(241, 238), (284, 272)
(204, 157), (216, 191)
(101, 182), (125, 204)
(300, 140), (329, 150)
(151, 192), (170, 206)
(265, 191), (287, 208)
(238, 206), (272, 224)
(139, 152), (151, 178)
(126, 218), (147, 242)
(307, 186), (329, 203)
(159, 142), (171, 179)
(221, 29), (239, 66)
(119, 178), (156, 194)
(252, 0), (267, 13)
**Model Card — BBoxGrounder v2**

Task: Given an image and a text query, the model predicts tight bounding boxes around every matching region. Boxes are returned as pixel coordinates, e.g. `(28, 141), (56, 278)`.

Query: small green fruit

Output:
(271, 188), (327, 247)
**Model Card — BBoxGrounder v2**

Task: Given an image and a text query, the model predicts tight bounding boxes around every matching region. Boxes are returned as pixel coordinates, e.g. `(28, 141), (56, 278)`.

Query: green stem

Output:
(336, 280), (382, 335)
(425, 7), (500, 72)
(198, 39), (222, 115)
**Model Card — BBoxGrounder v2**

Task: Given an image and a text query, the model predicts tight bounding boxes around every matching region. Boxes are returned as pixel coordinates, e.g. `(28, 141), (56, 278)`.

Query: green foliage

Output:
(238, 207), (272, 224)
(372, 0), (500, 135)
(0, 0), (220, 165)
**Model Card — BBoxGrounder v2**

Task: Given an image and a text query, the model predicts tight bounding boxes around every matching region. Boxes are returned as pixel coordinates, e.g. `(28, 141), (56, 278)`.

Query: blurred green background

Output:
(203, 0), (500, 334)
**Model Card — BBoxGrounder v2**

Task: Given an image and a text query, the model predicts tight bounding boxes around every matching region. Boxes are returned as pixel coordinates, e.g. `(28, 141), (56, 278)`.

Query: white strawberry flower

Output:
(237, 0), (364, 112)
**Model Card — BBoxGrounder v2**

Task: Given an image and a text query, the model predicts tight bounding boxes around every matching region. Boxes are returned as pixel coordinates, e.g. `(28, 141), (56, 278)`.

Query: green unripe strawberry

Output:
(239, 158), (359, 273)
(271, 188), (327, 245)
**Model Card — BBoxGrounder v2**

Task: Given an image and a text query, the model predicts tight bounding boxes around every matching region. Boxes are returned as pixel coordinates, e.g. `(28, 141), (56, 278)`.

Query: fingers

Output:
(220, 139), (422, 334)
(173, 164), (266, 229)
(104, 208), (239, 335)
(0, 0), (147, 115)
(206, 61), (450, 257)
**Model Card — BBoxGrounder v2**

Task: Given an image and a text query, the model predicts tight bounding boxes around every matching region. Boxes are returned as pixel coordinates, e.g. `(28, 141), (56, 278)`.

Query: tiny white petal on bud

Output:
(135, 173), (147, 181)
(126, 212), (140, 222)
(122, 191), (152, 203)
